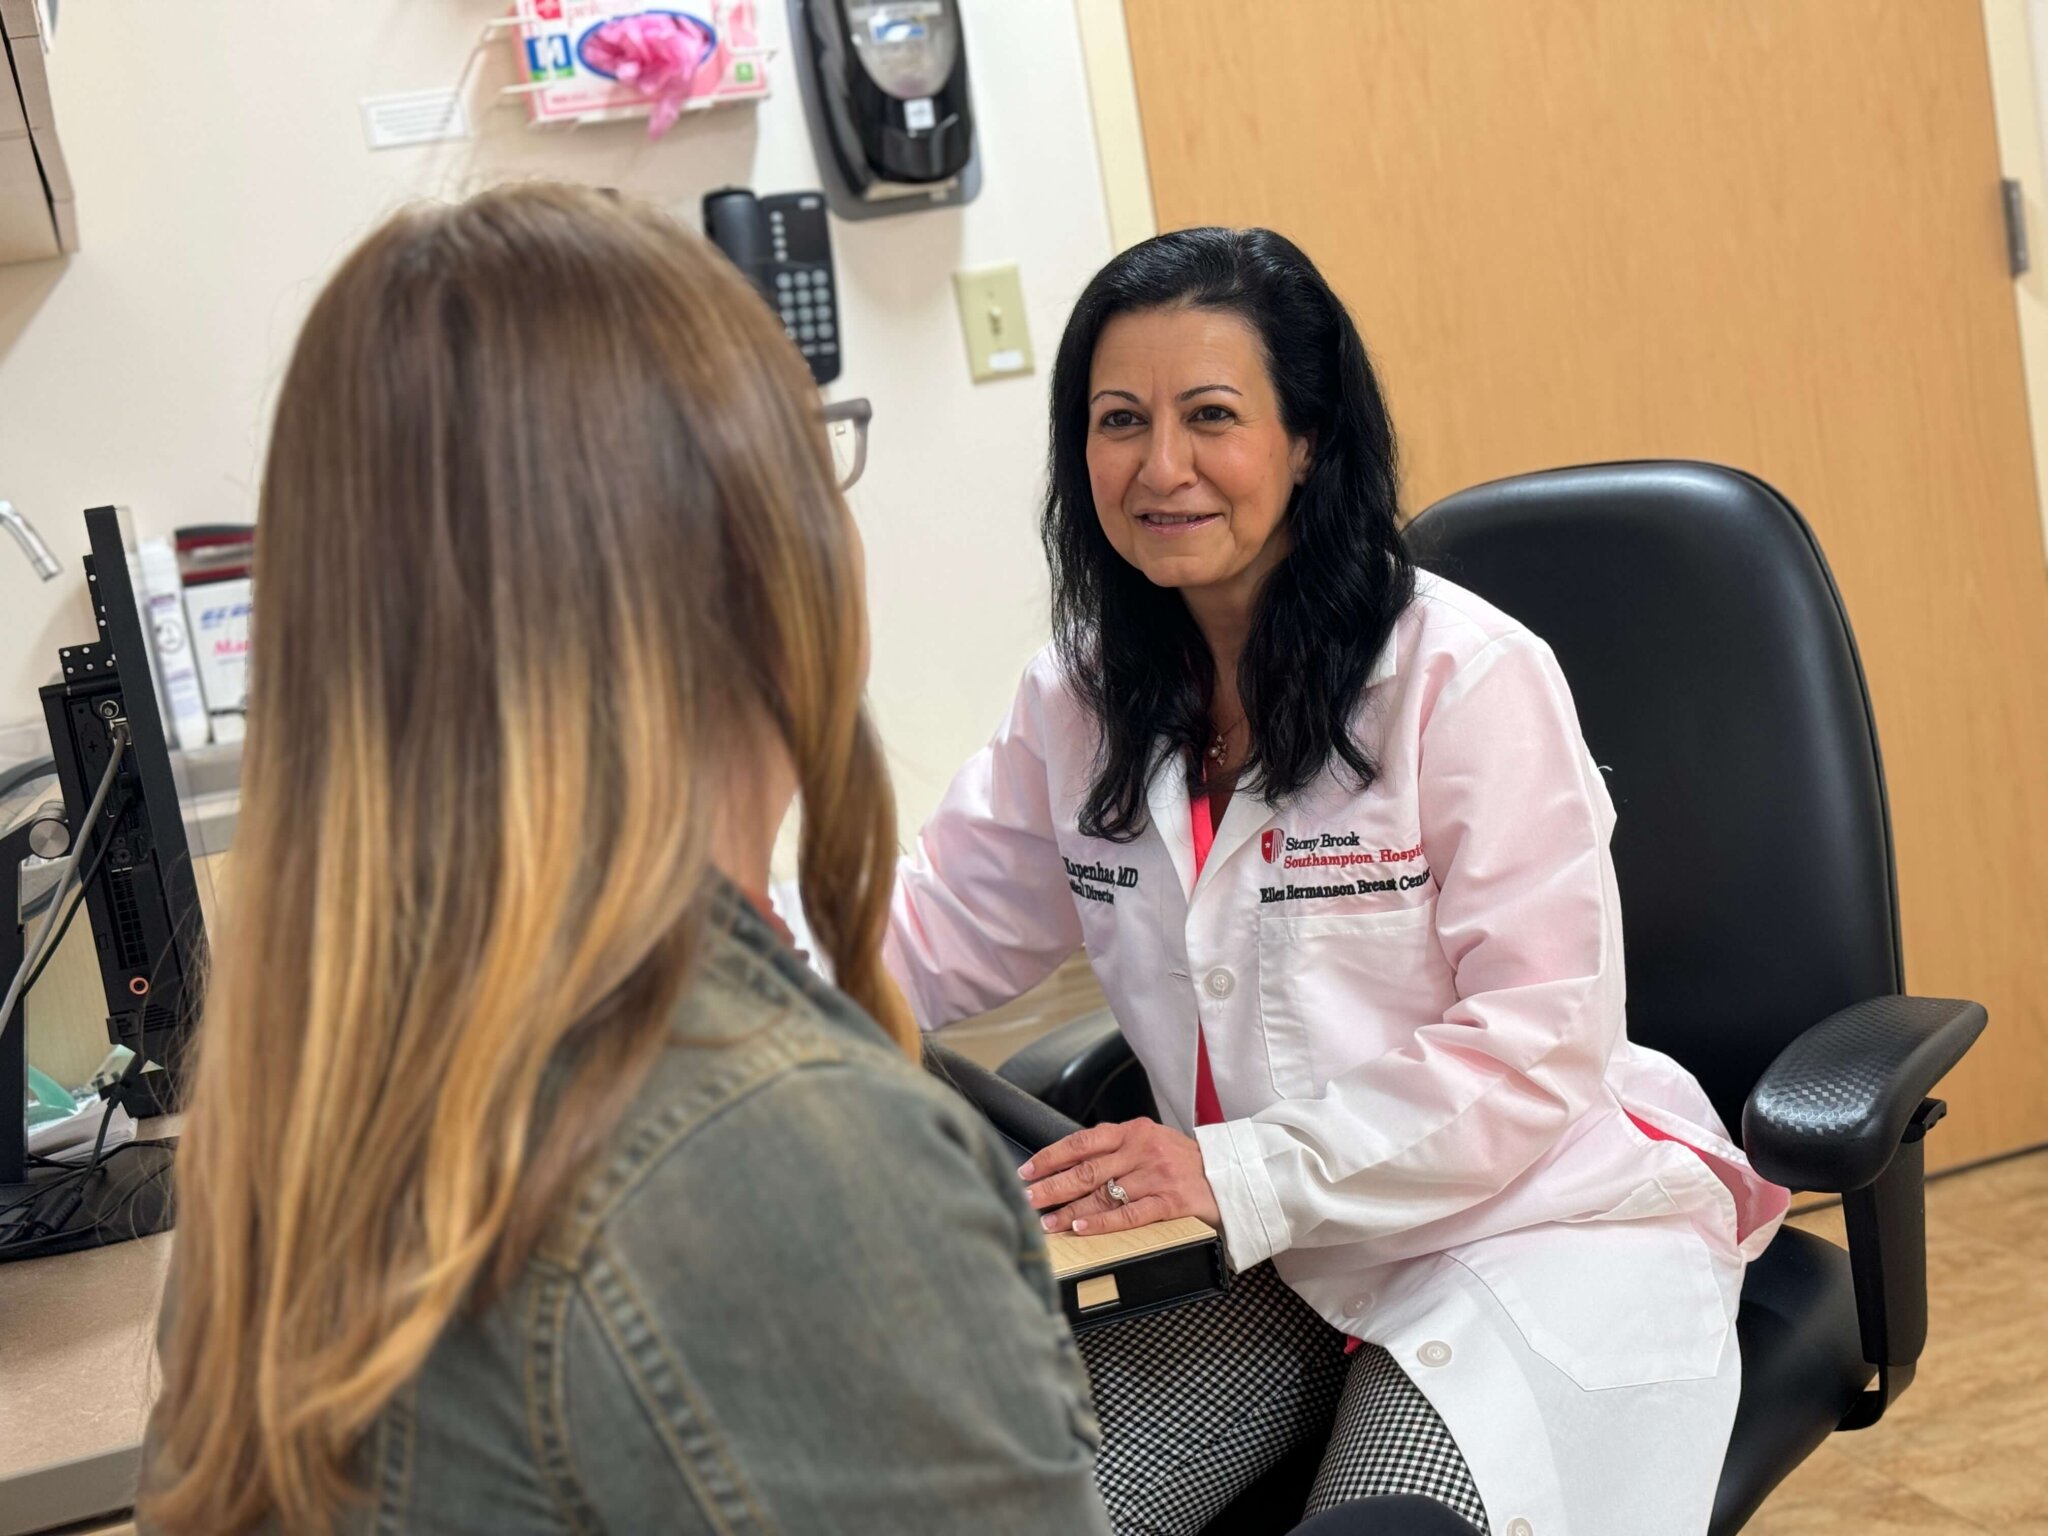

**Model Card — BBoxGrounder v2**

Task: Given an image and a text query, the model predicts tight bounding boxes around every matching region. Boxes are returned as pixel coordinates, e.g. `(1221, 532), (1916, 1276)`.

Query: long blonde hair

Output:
(141, 183), (914, 1535)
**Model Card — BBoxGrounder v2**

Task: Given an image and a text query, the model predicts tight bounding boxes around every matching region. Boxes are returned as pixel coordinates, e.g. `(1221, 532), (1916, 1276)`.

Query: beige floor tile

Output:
(1832, 1400), (2048, 1527)
(1745, 1442), (1991, 1534)
(1926, 1149), (2048, 1262)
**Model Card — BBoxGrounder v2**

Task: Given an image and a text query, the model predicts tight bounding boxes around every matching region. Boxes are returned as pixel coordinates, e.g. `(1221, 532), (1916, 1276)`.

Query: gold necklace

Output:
(1207, 718), (1242, 767)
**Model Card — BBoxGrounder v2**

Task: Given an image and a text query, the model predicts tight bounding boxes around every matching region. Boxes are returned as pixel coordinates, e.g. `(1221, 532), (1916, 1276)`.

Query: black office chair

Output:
(995, 462), (1987, 1533)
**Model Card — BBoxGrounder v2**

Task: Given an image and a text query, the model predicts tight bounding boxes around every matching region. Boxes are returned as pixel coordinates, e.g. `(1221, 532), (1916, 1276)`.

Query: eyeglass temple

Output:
(822, 397), (872, 488)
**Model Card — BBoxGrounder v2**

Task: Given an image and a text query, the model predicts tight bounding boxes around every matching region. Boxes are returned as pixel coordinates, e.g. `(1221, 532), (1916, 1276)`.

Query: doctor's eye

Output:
(1096, 409), (1143, 431)
(1188, 404), (1237, 426)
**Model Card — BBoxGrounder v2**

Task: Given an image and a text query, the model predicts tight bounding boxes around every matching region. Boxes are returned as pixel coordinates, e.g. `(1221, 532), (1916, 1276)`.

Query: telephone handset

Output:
(702, 188), (843, 385)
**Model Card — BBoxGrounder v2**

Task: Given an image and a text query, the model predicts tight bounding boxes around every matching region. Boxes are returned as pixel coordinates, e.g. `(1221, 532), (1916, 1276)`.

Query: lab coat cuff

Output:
(1197, 1119), (1290, 1272)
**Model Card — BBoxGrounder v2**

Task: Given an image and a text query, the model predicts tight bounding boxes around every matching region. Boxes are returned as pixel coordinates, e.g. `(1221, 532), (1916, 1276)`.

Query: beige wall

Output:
(0, 0), (1114, 834)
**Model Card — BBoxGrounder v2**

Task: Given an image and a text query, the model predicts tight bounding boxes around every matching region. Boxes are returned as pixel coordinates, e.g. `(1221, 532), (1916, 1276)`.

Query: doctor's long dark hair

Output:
(1045, 227), (1414, 842)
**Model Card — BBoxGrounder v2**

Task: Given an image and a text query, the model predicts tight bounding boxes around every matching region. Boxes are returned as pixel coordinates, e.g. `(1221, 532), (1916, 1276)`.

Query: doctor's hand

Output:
(1019, 1118), (1222, 1236)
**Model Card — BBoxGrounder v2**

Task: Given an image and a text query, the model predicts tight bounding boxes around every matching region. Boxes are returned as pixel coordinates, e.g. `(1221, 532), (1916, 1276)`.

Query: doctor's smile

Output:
(1133, 509), (1225, 534)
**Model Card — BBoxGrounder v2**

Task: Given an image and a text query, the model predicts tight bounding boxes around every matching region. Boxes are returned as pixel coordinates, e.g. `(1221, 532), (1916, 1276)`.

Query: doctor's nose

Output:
(1136, 422), (1198, 497)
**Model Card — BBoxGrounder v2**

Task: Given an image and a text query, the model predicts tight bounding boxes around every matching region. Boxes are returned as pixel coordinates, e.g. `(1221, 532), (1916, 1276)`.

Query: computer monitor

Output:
(0, 506), (206, 1229)
(38, 507), (208, 1114)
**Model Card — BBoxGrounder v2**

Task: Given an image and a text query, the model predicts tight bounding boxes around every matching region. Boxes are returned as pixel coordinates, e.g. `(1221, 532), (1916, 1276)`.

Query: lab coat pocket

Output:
(1451, 1215), (1729, 1391)
(1256, 901), (1445, 1098)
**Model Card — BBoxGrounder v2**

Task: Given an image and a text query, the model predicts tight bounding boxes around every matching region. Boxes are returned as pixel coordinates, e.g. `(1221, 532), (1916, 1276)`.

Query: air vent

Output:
(107, 867), (147, 968)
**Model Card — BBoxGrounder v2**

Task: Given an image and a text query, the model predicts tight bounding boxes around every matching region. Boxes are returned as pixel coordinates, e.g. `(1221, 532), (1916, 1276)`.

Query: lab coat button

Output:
(1417, 1340), (1453, 1368)
(1347, 1292), (1374, 1315)
(1506, 1521), (1533, 1536)
(1204, 968), (1235, 999)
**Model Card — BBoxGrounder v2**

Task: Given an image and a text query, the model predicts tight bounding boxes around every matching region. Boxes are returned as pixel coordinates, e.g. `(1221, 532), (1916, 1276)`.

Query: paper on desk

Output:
(25, 1098), (137, 1165)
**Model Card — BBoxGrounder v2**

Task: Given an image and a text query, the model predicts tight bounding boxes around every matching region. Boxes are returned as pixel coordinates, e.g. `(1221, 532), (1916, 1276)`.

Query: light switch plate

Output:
(953, 263), (1034, 383)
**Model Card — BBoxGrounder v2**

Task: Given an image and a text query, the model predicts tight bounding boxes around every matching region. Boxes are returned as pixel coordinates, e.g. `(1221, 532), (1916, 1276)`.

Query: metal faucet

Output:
(0, 501), (61, 581)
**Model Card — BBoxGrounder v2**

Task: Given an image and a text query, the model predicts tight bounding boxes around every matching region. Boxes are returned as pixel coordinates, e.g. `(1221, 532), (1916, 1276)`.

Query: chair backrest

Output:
(1405, 462), (1901, 1128)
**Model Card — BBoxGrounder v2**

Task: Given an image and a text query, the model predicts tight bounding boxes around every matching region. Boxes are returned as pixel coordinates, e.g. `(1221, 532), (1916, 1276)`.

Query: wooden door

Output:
(1125, 0), (2048, 1170)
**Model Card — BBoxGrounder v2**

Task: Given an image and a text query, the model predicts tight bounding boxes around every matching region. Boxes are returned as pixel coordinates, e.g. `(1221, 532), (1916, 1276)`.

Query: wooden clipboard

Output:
(1043, 1216), (1226, 1332)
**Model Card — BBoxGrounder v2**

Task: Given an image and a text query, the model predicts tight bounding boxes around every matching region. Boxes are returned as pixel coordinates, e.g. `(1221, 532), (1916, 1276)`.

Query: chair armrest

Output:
(925, 1041), (1083, 1157)
(997, 1011), (1158, 1127)
(1743, 994), (1987, 1429)
(1742, 995), (1986, 1194)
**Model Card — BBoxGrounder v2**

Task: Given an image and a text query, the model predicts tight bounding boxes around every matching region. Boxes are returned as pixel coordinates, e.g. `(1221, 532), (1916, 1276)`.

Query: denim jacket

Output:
(144, 897), (1108, 1535)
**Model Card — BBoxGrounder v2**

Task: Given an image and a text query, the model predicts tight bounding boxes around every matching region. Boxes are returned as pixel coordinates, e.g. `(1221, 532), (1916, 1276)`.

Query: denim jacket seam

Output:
(371, 1381), (417, 1535)
(536, 915), (894, 1272)
(546, 1026), (858, 1266)
(524, 1268), (603, 1536)
(581, 1233), (774, 1535)
(702, 893), (865, 1025)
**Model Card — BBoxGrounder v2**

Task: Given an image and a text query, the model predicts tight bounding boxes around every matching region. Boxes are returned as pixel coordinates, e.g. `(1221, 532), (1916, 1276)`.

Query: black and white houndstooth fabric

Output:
(1081, 1262), (1346, 1534)
(1079, 1262), (1484, 1535)
(1306, 1342), (1488, 1530)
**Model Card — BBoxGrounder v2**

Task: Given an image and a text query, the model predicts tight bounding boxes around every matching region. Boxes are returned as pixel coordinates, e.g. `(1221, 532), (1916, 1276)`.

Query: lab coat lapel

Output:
(1199, 786), (1271, 894)
(1189, 637), (1399, 892)
(1145, 755), (1197, 900)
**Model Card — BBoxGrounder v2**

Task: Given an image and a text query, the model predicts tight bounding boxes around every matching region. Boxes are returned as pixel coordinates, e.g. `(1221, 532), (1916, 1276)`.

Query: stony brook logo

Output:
(1261, 828), (1285, 864)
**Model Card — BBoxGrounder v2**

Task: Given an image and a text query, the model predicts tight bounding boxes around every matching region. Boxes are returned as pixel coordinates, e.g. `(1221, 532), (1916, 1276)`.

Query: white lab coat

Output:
(886, 574), (1791, 1536)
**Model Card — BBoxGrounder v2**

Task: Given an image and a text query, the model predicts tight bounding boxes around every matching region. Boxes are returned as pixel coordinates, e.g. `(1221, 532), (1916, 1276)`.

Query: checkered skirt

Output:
(1079, 1262), (1486, 1534)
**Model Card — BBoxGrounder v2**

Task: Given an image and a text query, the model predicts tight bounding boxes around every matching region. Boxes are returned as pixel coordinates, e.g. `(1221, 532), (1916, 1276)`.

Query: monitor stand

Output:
(1, 815), (177, 1258)
(2, 815), (38, 1185)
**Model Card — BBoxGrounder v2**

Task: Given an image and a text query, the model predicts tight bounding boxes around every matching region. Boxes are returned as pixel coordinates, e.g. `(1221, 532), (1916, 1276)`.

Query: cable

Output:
(0, 1136), (171, 1256)
(0, 1056), (141, 1246)
(0, 724), (125, 1033)
(26, 1093), (124, 1238)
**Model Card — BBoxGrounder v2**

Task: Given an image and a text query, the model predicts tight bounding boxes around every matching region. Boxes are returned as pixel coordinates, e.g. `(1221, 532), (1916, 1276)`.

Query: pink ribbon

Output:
(583, 12), (718, 138)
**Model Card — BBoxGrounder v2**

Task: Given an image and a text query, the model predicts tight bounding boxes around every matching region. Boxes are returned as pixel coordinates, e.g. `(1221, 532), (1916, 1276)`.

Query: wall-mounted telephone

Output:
(703, 188), (842, 386)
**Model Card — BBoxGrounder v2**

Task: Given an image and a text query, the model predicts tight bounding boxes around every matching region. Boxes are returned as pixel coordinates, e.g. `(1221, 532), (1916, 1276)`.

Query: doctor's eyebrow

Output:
(1088, 384), (1245, 406)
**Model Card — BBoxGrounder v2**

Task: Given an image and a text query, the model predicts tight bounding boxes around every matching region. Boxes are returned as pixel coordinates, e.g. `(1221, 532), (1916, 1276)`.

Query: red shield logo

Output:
(1261, 829), (1284, 863)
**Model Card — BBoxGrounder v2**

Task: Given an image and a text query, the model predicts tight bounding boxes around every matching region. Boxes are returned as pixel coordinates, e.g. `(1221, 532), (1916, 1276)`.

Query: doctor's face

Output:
(1085, 305), (1310, 600)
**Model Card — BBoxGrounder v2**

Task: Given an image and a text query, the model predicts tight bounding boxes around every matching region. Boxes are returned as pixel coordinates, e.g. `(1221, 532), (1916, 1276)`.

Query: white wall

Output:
(0, 0), (1112, 833)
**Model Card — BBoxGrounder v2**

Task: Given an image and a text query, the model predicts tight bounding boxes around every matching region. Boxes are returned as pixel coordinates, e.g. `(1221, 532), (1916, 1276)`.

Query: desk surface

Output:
(1, 1112), (177, 1536)
(0, 1227), (166, 1533)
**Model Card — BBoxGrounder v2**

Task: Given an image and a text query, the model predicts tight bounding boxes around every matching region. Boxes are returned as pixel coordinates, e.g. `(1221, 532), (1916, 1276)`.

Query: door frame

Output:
(1075, 0), (2048, 567)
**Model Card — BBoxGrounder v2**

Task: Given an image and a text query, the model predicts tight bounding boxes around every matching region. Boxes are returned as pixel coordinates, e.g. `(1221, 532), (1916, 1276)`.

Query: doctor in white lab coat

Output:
(886, 228), (1790, 1536)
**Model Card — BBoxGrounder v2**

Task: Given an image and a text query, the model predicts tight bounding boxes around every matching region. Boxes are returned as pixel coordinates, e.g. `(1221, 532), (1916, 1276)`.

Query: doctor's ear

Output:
(1290, 432), (1316, 485)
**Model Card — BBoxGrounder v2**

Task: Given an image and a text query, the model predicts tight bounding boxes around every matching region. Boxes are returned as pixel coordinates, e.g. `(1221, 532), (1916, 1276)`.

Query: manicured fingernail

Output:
(1041, 1214), (1058, 1231)
(1072, 1220), (1089, 1233)
(1017, 1162), (1035, 1179)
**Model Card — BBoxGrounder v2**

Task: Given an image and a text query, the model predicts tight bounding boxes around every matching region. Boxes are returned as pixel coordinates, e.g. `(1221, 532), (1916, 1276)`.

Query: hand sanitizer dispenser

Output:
(792, 0), (980, 219)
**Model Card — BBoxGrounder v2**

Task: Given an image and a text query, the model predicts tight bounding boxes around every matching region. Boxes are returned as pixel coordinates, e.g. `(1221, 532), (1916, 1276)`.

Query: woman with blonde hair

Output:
(139, 183), (1108, 1535)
